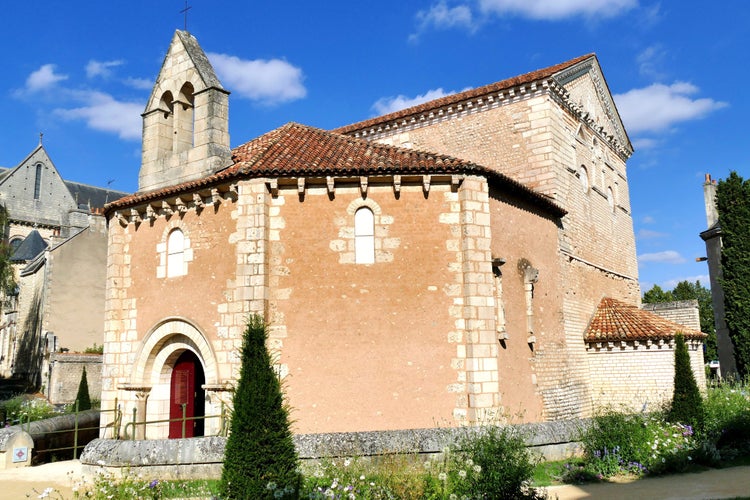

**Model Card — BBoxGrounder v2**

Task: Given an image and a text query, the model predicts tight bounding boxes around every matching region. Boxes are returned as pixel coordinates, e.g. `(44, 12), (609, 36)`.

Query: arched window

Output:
(354, 207), (375, 264)
(607, 187), (615, 213)
(579, 165), (589, 192)
(34, 163), (43, 200)
(174, 82), (195, 154)
(9, 237), (23, 254)
(167, 229), (186, 277)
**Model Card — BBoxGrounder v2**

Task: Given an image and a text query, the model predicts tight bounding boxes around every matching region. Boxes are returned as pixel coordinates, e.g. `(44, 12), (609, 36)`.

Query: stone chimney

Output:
(703, 173), (718, 227)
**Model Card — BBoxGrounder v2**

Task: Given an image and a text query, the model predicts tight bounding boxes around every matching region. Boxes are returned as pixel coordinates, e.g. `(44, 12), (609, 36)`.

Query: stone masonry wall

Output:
(642, 300), (701, 332)
(587, 341), (706, 411)
(47, 353), (102, 405)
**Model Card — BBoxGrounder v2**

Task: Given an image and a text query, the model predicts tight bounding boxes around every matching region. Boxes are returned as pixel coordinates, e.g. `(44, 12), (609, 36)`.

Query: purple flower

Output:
(149, 479), (159, 489)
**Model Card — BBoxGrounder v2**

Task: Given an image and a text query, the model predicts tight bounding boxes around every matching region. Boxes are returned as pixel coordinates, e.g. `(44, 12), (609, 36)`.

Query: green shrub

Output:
(704, 380), (750, 459)
(579, 410), (652, 471)
(1, 395), (57, 424)
(75, 366), (92, 411)
(668, 333), (705, 430)
(220, 314), (301, 499)
(454, 426), (545, 499)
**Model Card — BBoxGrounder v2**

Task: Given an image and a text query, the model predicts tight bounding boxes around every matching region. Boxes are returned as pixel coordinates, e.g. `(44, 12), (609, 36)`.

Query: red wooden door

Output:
(169, 351), (205, 438)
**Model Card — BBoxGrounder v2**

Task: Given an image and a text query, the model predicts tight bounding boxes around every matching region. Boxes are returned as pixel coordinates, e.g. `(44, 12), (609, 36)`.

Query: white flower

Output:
(266, 482), (277, 490)
(473, 464), (482, 474)
(465, 458), (474, 467)
(438, 472), (447, 481)
(359, 475), (366, 480)
(458, 470), (467, 478)
(343, 458), (352, 467)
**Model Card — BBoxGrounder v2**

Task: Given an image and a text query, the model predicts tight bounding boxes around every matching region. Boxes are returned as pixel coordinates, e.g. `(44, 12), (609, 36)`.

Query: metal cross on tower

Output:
(180, 1), (192, 31)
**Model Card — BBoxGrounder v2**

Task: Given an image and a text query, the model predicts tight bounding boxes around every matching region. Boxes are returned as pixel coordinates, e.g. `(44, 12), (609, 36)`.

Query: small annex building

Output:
(99, 31), (706, 439)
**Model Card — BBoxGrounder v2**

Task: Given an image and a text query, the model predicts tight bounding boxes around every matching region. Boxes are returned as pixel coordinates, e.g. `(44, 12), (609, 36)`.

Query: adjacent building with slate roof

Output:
(99, 31), (706, 440)
(0, 142), (128, 401)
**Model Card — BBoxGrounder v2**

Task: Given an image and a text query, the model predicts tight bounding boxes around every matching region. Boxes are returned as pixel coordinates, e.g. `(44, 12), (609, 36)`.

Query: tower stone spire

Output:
(139, 30), (231, 193)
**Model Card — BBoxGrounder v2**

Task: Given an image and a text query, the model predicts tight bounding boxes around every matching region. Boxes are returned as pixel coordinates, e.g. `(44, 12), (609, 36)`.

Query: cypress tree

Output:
(716, 171), (750, 377)
(668, 333), (704, 430)
(75, 366), (91, 411)
(220, 314), (300, 499)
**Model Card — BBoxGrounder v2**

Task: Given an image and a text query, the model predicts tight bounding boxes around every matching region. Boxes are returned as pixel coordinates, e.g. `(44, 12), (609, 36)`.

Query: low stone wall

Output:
(81, 419), (590, 479)
(47, 353), (102, 405)
(0, 410), (100, 467)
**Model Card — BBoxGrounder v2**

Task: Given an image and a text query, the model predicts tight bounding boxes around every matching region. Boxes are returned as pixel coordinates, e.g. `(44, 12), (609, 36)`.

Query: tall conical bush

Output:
(668, 333), (704, 430)
(75, 366), (91, 411)
(220, 314), (300, 499)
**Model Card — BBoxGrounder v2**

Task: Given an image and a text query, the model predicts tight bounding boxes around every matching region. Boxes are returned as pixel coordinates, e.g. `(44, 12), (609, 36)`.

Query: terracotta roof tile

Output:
(333, 53), (596, 135)
(585, 298), (706, 343)
(106, 123), (566, 217)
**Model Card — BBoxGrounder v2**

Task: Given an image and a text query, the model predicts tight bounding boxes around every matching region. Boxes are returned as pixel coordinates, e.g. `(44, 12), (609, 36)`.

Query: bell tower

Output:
(139, 30), (231, 192)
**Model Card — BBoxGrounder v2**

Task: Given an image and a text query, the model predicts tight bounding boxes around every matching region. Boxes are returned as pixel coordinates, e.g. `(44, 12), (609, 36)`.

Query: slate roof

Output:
(10, 230), (48, 263)
(106, 122), (567, 217)
(333, 53), (596, 136)
(65, 181), (129, 209)
(585, 298), (706, 342)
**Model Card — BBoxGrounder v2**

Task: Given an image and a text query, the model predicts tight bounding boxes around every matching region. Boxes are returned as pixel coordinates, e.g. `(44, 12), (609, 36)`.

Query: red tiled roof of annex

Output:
(333, 53), (596, 135)
(106, 122), (566, 217)
(585, 298), (706, 343)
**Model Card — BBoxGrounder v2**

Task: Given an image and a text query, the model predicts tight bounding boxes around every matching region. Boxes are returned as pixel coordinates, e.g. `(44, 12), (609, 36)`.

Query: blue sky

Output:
(1, 1), (747, 292)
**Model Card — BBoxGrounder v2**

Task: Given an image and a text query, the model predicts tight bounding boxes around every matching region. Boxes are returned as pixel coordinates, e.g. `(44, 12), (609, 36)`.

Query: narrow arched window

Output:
(167, 229), (186, 277)
(607, 187), (615, 213)
(354, 207), (375, 264)
(34, 163), (43, 200)
(579, 165), (589, 192)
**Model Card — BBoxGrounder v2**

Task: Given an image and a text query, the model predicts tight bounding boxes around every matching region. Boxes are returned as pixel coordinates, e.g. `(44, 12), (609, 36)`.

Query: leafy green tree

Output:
(220, 315), (300, 499)
(643, 284), (673, 304)
(75, 366), (92, 411)
(668, 333), (704, 430)
(0, 205), (17, 295)
(716, 172), (750, 377)
(642, 280), (717, 360)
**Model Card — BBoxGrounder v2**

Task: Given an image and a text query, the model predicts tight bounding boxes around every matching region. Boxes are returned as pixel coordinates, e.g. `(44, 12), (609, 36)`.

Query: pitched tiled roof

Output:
(585, 298), (706, 343)
(333, 53), (596, 135)
(106, 122), (566, 217)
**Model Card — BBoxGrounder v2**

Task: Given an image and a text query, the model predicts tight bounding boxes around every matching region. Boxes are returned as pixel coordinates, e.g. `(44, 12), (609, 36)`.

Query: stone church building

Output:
(100, 31), (705, 439)
(0, 143), (128, 401)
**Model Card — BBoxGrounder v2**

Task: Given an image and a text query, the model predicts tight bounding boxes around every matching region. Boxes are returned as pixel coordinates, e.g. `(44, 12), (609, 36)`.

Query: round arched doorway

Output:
(169, 350), (206, 438)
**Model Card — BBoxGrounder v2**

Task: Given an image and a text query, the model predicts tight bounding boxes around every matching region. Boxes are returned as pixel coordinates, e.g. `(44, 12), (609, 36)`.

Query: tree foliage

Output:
(642, 280), (717, 360)
(0, 205), (17, 296)
(668, 333), (704, 430)
(220, 315), (300, 499)
(76, 366), (92, 411)
(716, 171), (750, 377)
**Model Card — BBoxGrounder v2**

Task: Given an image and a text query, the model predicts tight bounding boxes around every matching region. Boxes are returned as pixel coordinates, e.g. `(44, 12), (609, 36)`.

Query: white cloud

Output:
(478, 0), (638, 20)
(638, 250), (686, 265)
(372, 88), (460, 115)
(207, 52), (306, 104)
(411, 1), (477, 41)
(632, 137), (659, 150)
(23, 64), (68, 93)
(636, 45), (667, 79)
(86, 59), (124, 79)
(124, 77), (153, 90)
(54, 91), (142, 140)
(615, 82), (728, 134)
(641, 215), (655, 224)
(637, 229), (667, 239)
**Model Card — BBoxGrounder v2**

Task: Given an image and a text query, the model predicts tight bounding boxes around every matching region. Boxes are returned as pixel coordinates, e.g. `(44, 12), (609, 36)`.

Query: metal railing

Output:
(122, 402), (229, 440)
(18, 398), (122, 461)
